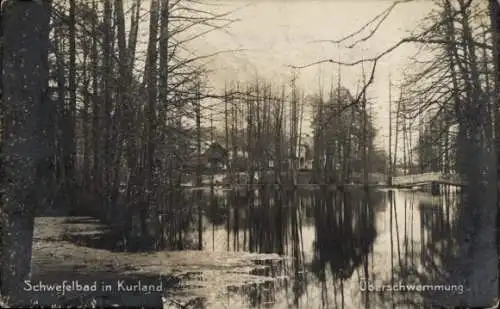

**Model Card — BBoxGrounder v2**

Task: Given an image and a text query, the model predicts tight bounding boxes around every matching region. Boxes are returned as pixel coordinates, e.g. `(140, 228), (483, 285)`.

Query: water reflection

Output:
(309, 189), (377, 309)
(171, 187), (462, 309)
(377, 190), (461, 309)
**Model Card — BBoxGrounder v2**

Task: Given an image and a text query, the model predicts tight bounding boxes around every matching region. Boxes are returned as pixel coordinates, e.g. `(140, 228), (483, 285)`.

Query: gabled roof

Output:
(203, 141), (228, 160)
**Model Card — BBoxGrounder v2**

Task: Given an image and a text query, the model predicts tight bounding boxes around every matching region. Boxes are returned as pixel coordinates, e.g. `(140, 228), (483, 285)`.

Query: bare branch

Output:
(290, 0), (474, 70)
(289, 36), (406, 70)
(309, 0), (414, 47)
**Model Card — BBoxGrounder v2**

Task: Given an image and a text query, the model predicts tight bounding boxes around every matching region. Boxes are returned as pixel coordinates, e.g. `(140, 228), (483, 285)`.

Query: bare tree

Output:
(399, 0), (498, 305)
(294, 0), (497, 305)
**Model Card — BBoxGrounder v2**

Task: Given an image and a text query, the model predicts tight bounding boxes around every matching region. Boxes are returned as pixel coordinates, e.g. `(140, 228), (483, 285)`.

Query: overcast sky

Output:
(136, 0), (437, 151)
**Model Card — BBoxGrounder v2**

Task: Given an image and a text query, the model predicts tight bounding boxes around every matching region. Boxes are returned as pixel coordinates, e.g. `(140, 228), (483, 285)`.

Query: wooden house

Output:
(184, 141), (228, 171)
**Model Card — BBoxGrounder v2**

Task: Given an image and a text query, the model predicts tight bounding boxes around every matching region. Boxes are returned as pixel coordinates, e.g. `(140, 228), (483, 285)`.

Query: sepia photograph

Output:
(0, 0), (499, 308)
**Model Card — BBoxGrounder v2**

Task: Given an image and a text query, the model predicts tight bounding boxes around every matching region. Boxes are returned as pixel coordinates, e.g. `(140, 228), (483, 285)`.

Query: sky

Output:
(137, 0), (437, 152)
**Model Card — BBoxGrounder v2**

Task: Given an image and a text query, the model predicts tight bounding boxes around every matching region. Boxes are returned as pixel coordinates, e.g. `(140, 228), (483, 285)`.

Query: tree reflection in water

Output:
(310, 189), (378, 309)
(377, 189), (461, 309)
(205, 187), (383, 309)
(172, 188), (460, 309)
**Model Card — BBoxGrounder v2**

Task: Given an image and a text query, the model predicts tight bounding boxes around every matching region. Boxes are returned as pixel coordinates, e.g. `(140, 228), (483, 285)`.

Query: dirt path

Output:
(29, 216), (283, 308)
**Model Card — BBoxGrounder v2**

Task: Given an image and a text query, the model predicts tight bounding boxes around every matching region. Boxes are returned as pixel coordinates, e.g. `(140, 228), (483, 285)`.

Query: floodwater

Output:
(165, 187), (462, 309)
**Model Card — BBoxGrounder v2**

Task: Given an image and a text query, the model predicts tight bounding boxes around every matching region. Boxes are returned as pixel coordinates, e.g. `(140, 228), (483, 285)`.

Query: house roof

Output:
(203, 142), (228, 160)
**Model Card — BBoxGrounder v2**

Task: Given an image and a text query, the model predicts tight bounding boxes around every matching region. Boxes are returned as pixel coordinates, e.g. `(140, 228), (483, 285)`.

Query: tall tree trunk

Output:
(439, 1), (498, 306)
(489, 0), (500, 181)
(312, 93), (323, 183)
(114, 0), (129, 226)
(224, 85), (230, 176)
(361, 61), (368, 185)
(0, 3), (3, 299)
(275, 88), (285, 184)
(195, 81), (202, 187)
(81, 46), (91, 200)
(0, 0), (50, 304)
(247, 86), (254, 186)
(388, 77), (392, 184)
(102, 0), (114, 221)
(122, 0), (140, 240)
(91, 0), (101, 211)
(128, 0), (141, 68)
(155, 0), (170, 247)
(289, 75), (298, 186)
(489, 3), (500, 296)
(392, 88), (402, 174)
(140, 0), (160, 237)
(66, 0), (77, 210)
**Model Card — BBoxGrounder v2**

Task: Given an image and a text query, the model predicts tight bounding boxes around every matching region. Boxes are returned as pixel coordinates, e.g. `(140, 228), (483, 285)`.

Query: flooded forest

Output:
(0, 0), (499, 308)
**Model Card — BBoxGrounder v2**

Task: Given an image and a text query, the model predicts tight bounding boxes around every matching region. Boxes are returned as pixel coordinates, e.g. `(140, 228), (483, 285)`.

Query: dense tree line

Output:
(394, 0), (497, 305)
(220, 79), (305, 186)
(310, 85), (380, 185)
(0, 0), (234, 304)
